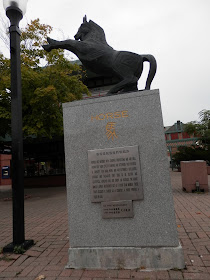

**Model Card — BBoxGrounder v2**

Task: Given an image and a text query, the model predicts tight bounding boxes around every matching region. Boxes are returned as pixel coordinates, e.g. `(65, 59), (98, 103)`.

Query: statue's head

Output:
(74, 16), (90, 41)
(74, 15), (107, 43)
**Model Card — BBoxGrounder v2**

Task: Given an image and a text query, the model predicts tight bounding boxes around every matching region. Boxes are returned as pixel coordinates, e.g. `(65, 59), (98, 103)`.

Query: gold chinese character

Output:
(106, 122), (118, 140)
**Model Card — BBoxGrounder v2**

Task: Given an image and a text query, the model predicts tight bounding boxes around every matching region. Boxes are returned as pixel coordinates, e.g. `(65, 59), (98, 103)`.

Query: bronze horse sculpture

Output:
(43, 16), (157, 95)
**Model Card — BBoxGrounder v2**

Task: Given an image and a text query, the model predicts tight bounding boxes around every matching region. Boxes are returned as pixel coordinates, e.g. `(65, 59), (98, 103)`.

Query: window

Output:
(182, 132), (190, 139)
(171, 133), (178, 140)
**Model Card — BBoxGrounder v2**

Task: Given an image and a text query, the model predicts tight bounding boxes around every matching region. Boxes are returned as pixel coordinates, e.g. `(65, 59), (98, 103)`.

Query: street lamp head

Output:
(3, 0), (28, 15)
(3, 0), (28, 27)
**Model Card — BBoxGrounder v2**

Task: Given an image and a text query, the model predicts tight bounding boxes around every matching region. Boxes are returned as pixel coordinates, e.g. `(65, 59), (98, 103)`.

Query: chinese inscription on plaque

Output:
(101, 200), (133, 219)
(88, 146), (143, 204)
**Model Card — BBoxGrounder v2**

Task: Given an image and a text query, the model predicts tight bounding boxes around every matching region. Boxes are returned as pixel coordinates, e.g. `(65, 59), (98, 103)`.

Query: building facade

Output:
(165, 120), (198, 167)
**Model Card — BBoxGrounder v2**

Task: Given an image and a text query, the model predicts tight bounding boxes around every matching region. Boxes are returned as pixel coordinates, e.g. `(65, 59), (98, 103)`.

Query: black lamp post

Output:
(3, 0), (33, 252)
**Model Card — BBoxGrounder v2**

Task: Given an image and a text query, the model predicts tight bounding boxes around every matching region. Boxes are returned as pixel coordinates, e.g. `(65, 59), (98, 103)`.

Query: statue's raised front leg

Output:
(42, 37), (58, 52)
(42, 37), (79, 54)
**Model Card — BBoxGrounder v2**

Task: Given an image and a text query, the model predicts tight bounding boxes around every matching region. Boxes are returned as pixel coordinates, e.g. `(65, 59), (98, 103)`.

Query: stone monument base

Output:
(67, 244), (184, 270)
(63, 89), (185, 271)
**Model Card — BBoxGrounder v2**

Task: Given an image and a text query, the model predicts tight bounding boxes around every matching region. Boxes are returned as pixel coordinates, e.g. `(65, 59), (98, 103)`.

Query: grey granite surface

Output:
(67, 244), (185, 270)
(63, 90), (179, 248)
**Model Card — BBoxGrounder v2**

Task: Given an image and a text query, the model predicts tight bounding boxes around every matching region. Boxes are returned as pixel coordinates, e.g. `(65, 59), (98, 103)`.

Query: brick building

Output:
(165, 120), (198, 167)
(0, 154), (12, 185)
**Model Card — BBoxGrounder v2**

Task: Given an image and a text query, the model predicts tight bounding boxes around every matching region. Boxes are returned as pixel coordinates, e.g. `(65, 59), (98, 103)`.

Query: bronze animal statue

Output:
(43, 16), (157, 95)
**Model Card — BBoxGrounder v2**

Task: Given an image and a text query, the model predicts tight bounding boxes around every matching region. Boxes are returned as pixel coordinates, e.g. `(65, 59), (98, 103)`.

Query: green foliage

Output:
(0, 254), (15, 261)
(184, 121), (198, 136)
(13, 245), (25, 254)
(0, 53), (11, 136)
(172, 146), (210, 165)
(173, 110), (210, 165)
(0, 19), (89, 139)
(21, 19), (52, 67)
(184, 109), (210, 147)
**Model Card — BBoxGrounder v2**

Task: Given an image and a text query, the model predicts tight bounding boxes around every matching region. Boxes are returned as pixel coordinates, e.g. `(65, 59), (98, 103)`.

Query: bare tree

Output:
(0, 16), (9, 50)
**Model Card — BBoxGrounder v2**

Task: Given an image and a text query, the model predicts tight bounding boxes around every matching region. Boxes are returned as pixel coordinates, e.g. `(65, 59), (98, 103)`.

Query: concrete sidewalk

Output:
(0, 171), (210, 280)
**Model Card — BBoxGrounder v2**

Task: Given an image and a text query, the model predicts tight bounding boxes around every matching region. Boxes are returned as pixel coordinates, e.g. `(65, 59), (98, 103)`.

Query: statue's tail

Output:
(143, 55), (157, 90)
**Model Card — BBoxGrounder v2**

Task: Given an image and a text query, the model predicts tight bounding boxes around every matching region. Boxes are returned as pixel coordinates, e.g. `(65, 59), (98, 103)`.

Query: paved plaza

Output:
(0, 171), (210, 280)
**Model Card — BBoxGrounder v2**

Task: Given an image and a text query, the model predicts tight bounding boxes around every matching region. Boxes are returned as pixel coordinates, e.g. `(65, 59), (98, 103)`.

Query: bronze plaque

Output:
(88, 145), (143, 202)
(101, 200), (133, 219)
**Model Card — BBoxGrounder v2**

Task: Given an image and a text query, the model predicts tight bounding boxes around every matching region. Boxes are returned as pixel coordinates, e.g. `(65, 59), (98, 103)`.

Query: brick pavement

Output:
(0, 171), (210, 280)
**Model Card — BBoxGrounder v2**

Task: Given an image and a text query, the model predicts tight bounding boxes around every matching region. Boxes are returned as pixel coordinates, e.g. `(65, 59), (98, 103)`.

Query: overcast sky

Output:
(1, 0), (210, 126)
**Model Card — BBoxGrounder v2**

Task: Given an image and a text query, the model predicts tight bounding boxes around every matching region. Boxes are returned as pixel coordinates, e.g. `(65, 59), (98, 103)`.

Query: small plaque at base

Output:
(101, 200), (133, 218)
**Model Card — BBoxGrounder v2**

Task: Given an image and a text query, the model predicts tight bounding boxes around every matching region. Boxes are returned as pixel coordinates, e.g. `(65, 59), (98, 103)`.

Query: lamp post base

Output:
(3, 240), (34, 253)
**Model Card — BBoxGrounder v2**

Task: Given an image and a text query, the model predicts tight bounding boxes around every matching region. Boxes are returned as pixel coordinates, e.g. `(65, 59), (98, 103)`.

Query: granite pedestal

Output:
(63, 89), (184, 270)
